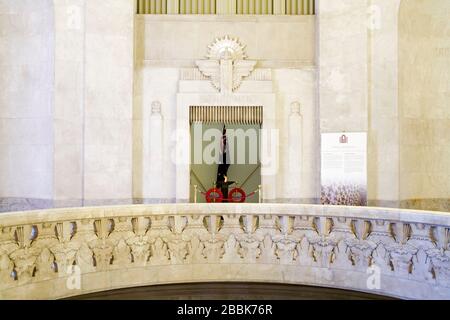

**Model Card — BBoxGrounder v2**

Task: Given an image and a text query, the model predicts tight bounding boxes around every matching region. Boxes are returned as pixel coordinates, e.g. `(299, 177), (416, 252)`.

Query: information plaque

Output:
(321, 132), (367, 206)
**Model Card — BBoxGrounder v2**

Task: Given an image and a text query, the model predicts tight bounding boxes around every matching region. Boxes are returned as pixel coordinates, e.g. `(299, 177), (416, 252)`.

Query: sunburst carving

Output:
(206, 35), (247, 61)
(197, 35), (256, 93)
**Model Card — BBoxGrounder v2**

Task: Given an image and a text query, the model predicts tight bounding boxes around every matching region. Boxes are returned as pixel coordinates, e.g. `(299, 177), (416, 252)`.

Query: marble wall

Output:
(52, 0), (136, 207)
(136, 15), (315, 67)
(133, 15), (319, 203)
(317, 0), (403, 208)
(0, 0), (55, 211)
(317, 0), (368, 133)
(316, 0), (450, 211)
(133, 67), (179, 202)
(82, 0), (135, 206)
(367, 0), (401, 208)
(0, 0), (136, 211)
(398, 0), (450, 212)
(0, 0), (448, 212)
(53, 0), (85, 208)
(273, 68), (319, 202)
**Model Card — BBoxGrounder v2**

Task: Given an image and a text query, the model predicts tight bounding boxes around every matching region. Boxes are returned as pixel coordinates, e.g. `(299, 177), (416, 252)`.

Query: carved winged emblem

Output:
(196, 35), (256, 93)
(195, 60), (221, 91)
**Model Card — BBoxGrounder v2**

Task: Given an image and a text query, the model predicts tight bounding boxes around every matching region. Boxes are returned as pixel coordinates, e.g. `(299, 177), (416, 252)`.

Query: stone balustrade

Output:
(1, 204), (450, 299)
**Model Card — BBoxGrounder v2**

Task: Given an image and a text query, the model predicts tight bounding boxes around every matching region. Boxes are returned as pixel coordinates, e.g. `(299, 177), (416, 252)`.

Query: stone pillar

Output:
(317, 0), (368, 133)
(167, 0), (179, 13)
(145, 102), (164, 200)
(53, 0), (86, 208)
(217, 0), (236, 14)
(261, 96), (278, 202)
(0, 1), (55, 212)
(83, 0), (135, 206)
(287, 102), (303, 199)
(175, 97), (191, 203)
(368, 0), (401, 208)
(273, 0), (286, 14)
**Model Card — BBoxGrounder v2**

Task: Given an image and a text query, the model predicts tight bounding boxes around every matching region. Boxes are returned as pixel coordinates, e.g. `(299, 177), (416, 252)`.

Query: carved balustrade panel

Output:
(0, 204), (449, 299)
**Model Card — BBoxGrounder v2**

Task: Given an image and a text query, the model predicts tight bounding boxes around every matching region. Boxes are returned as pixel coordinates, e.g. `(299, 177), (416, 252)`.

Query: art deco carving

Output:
(196, 35), (257, 93)
(1, 205), (450, 299)
(151, 101), (161, 114)
(180, 68), (271, 82)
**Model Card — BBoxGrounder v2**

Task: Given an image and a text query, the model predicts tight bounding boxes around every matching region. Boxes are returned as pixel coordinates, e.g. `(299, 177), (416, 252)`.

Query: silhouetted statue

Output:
(216, 125), (234, 202)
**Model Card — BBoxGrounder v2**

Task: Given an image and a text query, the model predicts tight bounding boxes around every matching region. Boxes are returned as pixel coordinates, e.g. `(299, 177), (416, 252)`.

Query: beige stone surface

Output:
(1, 203), (450, 300)
(0, 0), (448, 213)
(0, 1), (54, 201)
(399, 0), (450, 206)
(137, 15), (315, 66)
(318, 0), (368, 133)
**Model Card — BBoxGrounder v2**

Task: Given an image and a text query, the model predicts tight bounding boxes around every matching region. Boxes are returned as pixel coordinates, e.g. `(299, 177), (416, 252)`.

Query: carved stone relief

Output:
(196, 35), (257, 93)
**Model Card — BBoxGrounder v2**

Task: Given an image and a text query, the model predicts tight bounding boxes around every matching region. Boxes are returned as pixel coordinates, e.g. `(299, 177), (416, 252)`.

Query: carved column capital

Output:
(151, 101), (161, 114)
(290, 101), (301, 115)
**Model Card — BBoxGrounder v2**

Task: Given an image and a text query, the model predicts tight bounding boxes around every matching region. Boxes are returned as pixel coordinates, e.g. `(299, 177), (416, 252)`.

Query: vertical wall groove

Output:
(136, 0), (314, 14)
(189, 106), (263, 125)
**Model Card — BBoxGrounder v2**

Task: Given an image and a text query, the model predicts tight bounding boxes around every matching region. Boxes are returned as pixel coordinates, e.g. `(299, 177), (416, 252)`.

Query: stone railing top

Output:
(2, 203), (450, 300)
(1, 203), (450, 227)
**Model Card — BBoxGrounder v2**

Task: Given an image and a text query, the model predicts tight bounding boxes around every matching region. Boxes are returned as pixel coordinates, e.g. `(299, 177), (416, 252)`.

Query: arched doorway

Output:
(189, 106), (262, 203)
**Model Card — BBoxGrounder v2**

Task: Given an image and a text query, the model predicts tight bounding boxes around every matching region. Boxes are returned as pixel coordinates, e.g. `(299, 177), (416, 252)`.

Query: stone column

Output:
(261, 95), (278, 202)
(368, 0), (401, 208)
(167, 0), (180, 13)
(0, 1), (55, 212)
(53, 0), (85, 208)
(146, 102), (164, 200)
(83, 0), (135, 206)
(217, 0), (236, 14)
(175, 95), (191, 203)
(273, 0), (286, 14)
(287, 102), (303, 199)
(317, 0), (368, 133)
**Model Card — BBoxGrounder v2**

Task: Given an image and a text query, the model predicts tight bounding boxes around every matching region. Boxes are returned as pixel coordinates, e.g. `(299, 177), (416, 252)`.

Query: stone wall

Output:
(82, 0), (135, 206)
(133, 15), (319, 203)
(399, 0), (450, 212)
(0, 0), (448, 213)
(53, 0), (136, 208)
(0, 0), (55, 211)
(53, 0), (85, 208)
(367, 0), (401, 208)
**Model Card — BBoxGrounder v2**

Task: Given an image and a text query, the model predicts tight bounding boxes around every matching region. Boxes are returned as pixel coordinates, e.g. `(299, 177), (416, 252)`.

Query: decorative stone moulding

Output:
(180, 68), (271, 81)
(196, 35), (257, 93)
(0, 204), (450, 299)
(189, 106), (263, 125)
(290, 101), (301, 114)
(151, 101), (161, 114)
(136, 0), (316, 15)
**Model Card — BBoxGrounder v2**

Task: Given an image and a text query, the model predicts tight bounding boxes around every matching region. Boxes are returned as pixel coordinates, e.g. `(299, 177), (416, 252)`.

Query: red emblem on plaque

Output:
(339, 134), (348, 144)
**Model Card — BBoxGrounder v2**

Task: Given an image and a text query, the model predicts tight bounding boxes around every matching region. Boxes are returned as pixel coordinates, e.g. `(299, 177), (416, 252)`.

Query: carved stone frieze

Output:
(196, 35), (257, 93)
(1, 204), (450, 299)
